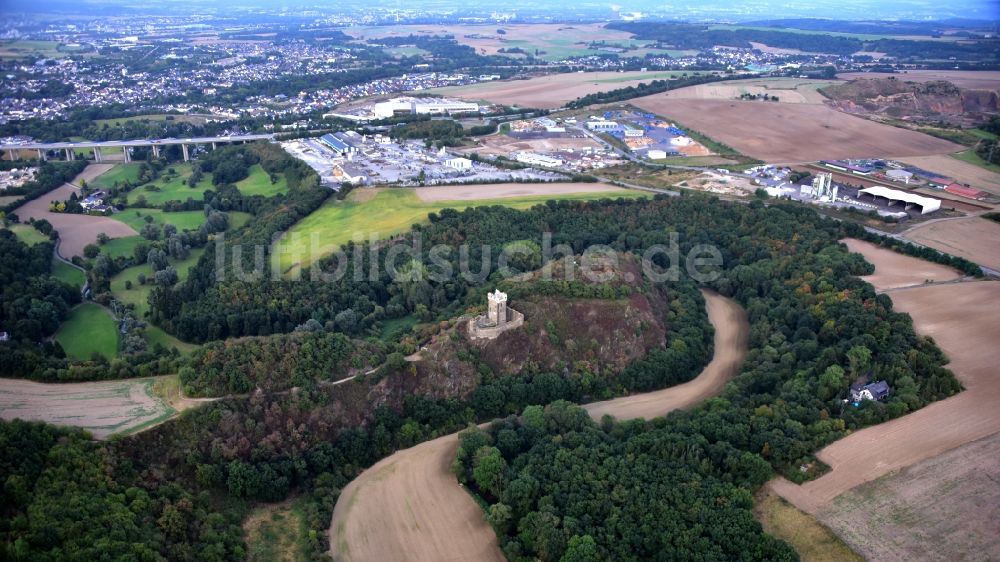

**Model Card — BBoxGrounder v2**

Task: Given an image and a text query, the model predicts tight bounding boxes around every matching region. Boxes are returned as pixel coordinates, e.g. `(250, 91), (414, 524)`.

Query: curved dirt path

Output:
(584, 292), (748, 421)
(329, 290), (749, 562)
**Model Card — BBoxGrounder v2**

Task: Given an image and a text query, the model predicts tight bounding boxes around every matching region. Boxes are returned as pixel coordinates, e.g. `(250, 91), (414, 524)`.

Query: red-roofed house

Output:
(944, 183), (985, 200)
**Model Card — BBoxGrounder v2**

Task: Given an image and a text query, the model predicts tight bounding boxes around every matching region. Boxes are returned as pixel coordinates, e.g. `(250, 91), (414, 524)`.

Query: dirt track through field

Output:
(0, 376), (174, 438)
(415, 182), (625, 202)
(329, 291), (749, 562)
(771, 240), (1000, 514)
(12, 164), (137, 257)
(630, 97), (963, 163)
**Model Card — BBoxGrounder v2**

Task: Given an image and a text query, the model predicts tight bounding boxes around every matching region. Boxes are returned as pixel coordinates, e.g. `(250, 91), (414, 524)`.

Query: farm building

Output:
(944, 183), (985, 200)
(858, 186), (940, 214)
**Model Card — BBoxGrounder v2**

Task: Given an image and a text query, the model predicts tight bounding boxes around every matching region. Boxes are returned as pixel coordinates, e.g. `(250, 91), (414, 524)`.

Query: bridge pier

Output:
(93, 148), (102, 163)
(152, 145), (160, 159)
(123, 146), (130, 163)
(181, 144), (190, 162)
(38, 149), (46, 161)
(64, 148), (74, 161)
(212, 142), (217, 150)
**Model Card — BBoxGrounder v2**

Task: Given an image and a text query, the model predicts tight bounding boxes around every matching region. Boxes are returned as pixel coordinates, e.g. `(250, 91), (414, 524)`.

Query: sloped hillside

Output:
(822, 78), (999, 125)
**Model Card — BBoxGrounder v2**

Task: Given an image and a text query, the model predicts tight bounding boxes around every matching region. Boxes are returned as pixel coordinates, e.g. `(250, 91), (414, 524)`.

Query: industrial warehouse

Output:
(325, 96), (481, 122)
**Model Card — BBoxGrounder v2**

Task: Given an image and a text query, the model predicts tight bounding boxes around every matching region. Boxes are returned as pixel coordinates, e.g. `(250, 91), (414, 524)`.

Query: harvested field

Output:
(904, 216), (1000, 271)
(0, 376), (174, 438)
(461, 135), (599, 158)
(432, 71), (713, 109)
(330, 292), (749, 562)
(12, 164), (137, 258)
(771, 241), (1000, 514)
(842, 238), (962, 289)
(414, 182), (625, 202)
(836, 70), (1000, 90)
(660, 77), (837, 104)
(630, 97), (964, 163)
(817, 431), (1000, 562)
(900, 154), (1000, 196)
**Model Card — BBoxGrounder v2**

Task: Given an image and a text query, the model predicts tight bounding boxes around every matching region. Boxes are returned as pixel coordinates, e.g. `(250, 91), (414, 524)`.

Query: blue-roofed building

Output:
(320, 133), (358, 155)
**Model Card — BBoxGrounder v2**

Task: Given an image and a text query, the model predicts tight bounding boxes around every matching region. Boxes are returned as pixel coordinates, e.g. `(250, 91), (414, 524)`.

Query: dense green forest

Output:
(1, 189), (969, 560)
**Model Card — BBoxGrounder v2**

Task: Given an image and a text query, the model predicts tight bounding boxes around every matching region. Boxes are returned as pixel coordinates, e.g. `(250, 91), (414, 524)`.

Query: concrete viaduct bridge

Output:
(1, 134), (275, 163)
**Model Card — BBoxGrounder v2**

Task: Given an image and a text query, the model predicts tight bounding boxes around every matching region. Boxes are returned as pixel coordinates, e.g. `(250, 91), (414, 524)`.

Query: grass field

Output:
(5, 224), (48, 245)
(235, 164), (288, 196)
(275, 187), (643, 275)
(114, 209), (208, 231)
(126, 163), (286, 206)
(245, 499), (310, 562)
(125, 163), (214, 206)
(755, 488), (863, 562)
(952, 149), (1000, 174)
(95, 114), (209, 127)
(91, 163), (143, 190)
(55, 303), (118, 360)
(108, 245), (207, 355)
(51, 260), (85, 288)
(0, 40), (65, 59)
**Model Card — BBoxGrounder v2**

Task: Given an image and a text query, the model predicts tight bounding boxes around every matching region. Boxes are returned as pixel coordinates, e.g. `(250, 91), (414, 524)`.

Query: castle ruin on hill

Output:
(468, 289), (524, 340)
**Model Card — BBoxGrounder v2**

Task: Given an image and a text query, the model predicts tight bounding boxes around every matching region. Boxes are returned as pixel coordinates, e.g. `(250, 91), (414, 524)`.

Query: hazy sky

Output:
(7, 0), (1000, 21)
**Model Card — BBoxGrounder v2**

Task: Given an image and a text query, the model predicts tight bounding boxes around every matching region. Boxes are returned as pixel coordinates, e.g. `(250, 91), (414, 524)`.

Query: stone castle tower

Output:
(469, 289), (523, 340)
(488, 289), (507, 327)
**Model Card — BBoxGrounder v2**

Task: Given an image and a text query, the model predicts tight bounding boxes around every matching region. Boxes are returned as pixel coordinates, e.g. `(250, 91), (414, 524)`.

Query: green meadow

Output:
(55, 304), (118, 360)
(274, 187), (644, 276)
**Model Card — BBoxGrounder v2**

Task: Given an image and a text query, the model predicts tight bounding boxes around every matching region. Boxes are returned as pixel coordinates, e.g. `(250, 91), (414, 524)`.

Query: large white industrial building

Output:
(372, 97), (480, 119)
(858, 186), (940, 214)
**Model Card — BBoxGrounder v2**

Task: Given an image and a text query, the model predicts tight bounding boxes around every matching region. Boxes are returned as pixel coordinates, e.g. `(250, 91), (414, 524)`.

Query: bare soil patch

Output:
(676, 170), (759, 197)
(772, 279), (1000, 513)
(12, 164), (137, 258)
(0, 376), (174, 438)
(900, 154), (1000, 196)
(842, 238), (962, 290)
(462, 135), (599, 157)
(836, 71), (1000, 90)
(629, 97), (964, 163)
(415, 182), (625, 202)
(904, 216), (1000, 271)
(329, 292), (749, 561)
(433, 71), (709, 109)
(817, 432), (1000, 561)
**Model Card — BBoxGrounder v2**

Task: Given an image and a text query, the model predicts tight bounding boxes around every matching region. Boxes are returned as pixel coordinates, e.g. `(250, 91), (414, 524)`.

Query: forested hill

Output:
(0, 194), (969, 561)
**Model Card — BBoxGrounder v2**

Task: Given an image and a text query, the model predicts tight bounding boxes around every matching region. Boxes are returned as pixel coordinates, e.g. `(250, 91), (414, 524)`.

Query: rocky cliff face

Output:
(822, 78), (999, 125)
